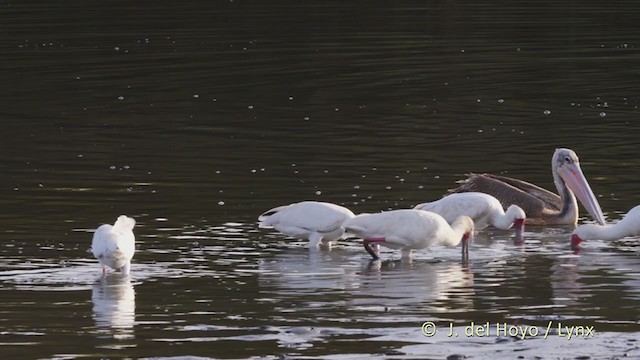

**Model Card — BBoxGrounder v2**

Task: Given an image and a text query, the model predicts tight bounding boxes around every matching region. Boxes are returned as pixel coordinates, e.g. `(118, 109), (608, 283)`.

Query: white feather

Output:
(91, 215), (136, 275)
(414, 192), (526, 231)
(258, 201), (355, 247)
(345, 209), (474, 259)
(573, 204), (640, 242)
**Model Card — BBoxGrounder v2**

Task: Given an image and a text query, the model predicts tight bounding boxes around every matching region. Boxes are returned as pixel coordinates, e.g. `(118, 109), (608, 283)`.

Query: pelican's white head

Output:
(553, 148), (605, 225)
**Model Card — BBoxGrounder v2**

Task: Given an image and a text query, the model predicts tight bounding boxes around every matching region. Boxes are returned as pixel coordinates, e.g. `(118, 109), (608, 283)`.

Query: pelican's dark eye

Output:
(564, 156), (572, 164)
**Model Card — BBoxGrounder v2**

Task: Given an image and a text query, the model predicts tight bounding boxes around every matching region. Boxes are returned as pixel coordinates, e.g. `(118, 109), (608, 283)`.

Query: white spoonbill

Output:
(571, 205), (640, 248)
(91, 215), (136, 275)
(448, 148), (605, 226)
(344, 209), (474, 260)
(414, 192), (526, 239)
(258, 201), (355, 248)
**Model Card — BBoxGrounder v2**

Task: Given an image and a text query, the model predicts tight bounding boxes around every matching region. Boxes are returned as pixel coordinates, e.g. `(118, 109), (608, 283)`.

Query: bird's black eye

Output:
(564, 156), (572, 164)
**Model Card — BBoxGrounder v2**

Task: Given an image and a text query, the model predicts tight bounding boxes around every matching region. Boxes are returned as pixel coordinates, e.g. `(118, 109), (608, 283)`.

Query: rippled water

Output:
(1, 1), (639, 358)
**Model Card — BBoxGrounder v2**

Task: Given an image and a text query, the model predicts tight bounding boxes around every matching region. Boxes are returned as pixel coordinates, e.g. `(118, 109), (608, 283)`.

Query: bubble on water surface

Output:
(543, 109), (551, 115)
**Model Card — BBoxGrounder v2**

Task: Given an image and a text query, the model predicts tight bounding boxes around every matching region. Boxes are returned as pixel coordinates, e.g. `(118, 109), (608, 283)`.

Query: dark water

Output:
(1, 1), (639, 359)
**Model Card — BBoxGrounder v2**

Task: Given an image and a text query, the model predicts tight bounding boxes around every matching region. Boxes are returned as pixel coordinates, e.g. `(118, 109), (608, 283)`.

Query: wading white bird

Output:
(91, 215), (136, 275)
(344, 209), (474, 260)
(258, 201), (356, 248)
(448, 148), (605, 226)
(414, 192), (526, 240)
(571, 205), (640, 248)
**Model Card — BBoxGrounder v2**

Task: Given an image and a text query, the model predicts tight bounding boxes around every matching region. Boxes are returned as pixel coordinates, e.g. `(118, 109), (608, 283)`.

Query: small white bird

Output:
(414, 192), (526, 239)
(91, 215), (136, 275)
(344, 209), (474, 260)
(258, 201), (356, 248)
(572, 205), (640, 248)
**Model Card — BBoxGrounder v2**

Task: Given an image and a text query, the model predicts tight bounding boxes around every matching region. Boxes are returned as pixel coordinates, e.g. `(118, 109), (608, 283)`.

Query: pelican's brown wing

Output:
(448, 173), (562, 221)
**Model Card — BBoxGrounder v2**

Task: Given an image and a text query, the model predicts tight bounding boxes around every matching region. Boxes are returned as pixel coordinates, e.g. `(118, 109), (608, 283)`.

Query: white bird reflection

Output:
(551, 249), (640, 309)
(354, 260), (476, 312)
(258, 247), (475, 314)
(92, 274), (136, 339)
(259, 248), (362, 293)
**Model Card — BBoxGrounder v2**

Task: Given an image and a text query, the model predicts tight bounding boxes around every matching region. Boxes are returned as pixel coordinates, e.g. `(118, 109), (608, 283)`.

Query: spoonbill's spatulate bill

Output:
(258, 201), (355, 248)
(414, 192), (526, 240)
(91, 215), (136, 275)
(449, 148), (605, 226)
(571, 205), (640, 248)
(344, 209), (474, 261)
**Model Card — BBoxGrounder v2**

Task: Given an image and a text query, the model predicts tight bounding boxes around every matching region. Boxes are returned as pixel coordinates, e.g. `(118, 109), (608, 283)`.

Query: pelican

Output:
(344, 209), (474, 260)
(91, 215), (136, 275)
(448, 148), (605, 226)
(258, 201), (356, 248)
(414, 192), (526, 239)
(571, 205), (640, 248)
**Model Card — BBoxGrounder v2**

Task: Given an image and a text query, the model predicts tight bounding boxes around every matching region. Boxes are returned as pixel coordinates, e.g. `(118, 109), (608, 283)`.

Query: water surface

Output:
(1, 1), (639, 358)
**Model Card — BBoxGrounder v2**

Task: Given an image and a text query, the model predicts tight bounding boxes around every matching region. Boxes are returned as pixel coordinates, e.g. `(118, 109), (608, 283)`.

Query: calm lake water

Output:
(1, 1), (639, 359)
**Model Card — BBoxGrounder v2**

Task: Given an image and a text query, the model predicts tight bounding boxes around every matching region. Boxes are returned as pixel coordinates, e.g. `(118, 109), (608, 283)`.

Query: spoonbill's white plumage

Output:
(91, 215), (136, 275)
(344, 209), (474, 260)
(258, 201), (355, 248)
(571, 205), (640, 248)
(449, 148), (605, 226)
(414, 192), (526, 240)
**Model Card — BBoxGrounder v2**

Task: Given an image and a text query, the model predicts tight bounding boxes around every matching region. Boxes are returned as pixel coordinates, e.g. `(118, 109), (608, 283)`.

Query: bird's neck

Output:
(492, 210), (514, 230)
(603, 216), (640, 240)
(584, 223), (630, 241)
(554, 173), (579, 224)
(440, 224), (467, 247)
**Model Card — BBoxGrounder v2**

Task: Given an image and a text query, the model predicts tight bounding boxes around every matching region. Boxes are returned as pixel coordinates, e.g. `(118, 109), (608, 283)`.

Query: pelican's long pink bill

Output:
(559, 163), (605, 225)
